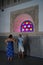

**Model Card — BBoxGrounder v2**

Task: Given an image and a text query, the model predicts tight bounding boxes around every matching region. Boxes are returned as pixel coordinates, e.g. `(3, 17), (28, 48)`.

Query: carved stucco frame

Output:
(10, 5), (39, 34)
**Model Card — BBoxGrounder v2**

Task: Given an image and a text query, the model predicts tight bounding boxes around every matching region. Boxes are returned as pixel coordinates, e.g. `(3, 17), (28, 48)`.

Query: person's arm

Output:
(5, 39), (8, 43)
(5, 38), (11, 44)
(12, 39), (16, 42)
(11, 38), (16, 43)
(5, 38), (8, 45)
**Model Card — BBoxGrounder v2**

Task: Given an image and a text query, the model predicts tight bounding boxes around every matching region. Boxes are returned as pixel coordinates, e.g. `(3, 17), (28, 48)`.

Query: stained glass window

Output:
(21, 20), (34, 32)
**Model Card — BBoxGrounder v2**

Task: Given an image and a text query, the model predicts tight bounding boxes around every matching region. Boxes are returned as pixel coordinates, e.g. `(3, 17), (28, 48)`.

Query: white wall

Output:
(0, 0), (43, 33)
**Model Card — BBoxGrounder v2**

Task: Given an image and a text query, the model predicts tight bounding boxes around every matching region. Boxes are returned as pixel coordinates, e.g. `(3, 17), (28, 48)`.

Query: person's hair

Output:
(8, 34), (13, 38)
(19, 34), (22, 37)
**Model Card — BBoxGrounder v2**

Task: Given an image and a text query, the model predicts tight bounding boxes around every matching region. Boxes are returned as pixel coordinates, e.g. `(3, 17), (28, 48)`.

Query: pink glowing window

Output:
(21, 20), (34, 32)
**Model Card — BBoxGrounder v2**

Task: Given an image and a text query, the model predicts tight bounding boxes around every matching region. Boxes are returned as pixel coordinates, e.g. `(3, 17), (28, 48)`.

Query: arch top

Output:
(13, 14), (34, 32)
(21, 20), (34, 32)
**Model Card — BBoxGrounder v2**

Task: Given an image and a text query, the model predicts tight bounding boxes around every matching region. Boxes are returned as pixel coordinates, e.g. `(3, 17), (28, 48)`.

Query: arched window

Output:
(13, 14), (34, 32)
(21, 20), (34, 32)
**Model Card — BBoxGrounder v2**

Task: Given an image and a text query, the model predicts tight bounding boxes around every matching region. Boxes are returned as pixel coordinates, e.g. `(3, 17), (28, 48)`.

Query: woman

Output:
(5, 34), (15, 61)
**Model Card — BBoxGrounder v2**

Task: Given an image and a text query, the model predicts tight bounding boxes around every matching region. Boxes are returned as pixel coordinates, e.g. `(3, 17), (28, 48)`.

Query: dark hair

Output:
(19, 34), (22, 37)
(8, 34), (13, 38)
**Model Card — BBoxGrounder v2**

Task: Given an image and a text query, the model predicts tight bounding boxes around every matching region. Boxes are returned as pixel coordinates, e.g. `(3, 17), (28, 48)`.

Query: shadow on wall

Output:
(23, 35), (30, 56)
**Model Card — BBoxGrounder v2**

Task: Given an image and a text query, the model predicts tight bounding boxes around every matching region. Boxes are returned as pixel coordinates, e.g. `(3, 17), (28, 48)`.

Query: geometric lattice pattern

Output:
(21, 20), (34, 32)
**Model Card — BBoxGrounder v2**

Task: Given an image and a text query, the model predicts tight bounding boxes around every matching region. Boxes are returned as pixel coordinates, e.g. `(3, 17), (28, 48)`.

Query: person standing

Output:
(5, 34), (15, 61)
(17, 34), (24, 58)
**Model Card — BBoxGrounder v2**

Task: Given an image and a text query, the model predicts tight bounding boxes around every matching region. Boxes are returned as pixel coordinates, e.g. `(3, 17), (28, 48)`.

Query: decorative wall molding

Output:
(0, 32), (43, 36)
(10, 5), (39, 33)
(0, 0), (32, 10)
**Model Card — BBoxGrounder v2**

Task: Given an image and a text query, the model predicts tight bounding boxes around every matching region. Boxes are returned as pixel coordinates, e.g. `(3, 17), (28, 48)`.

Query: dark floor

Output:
(0, 51), (43, 65)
